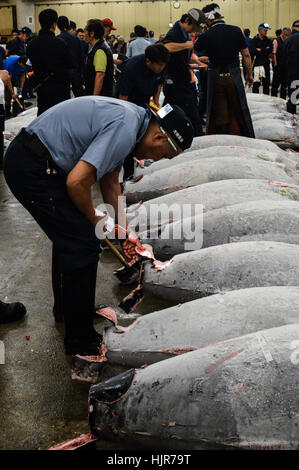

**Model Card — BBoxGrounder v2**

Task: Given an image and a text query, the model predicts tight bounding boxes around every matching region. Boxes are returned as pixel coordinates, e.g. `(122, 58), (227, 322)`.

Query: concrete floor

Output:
(0, 169), (173, 450)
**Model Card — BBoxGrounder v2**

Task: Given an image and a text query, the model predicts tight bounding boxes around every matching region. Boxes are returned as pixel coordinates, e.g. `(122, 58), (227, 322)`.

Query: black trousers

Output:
(37, 83), (70, 116)
(70, 69), (84, 97)
(4, 132), (102, 340)
(271, 65), (287, 99)
(253, 63), (270, 95)
(163, 82), (203, 137)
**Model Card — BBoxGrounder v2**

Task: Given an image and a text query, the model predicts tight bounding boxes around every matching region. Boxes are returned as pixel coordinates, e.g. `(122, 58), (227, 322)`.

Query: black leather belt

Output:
(20, 128), (51, 162)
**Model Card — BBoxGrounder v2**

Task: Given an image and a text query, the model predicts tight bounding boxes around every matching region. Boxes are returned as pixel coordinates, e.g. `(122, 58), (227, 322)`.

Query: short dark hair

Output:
(180, 14), (193, 25)
(244, 28), (250, 37)
(18, 55), (27, 66)
(86, 19), (104, 40)
(69, 21), (76, 30)
(39, 9), (58, 30)
(275, 28), (282, 36)
(134, 25), (147, 37)
(76, 28), (84, 34)
(145, 44), (170, 64)
(57, 16), (69, 31)
(12, 28), (19, 34)
(149, 30), (154, 37)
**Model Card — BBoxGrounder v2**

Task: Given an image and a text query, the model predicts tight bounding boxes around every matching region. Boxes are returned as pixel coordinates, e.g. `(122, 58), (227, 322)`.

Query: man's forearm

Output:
(163, 41), (193, 53)
(67, 182), (96, 225)
(241, 49), (252, 74)
(19, 73), (25, 92)
(119, 94), (128, 101)
(93, 72), (105, 95)
(100, 172), (128, 229)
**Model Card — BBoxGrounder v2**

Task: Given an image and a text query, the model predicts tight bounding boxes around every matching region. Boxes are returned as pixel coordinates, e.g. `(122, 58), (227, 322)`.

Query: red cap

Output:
(102, 18), (116, 30)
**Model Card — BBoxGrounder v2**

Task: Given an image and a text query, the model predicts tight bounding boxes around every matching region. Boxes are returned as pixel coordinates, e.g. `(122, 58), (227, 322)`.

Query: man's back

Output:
(57, 30), (83, 71)
(6, 37), (25, 57)
(127, 37), (150, 57)
(27, 30), (72, 84)
(195, 23), (247, 68)
(284, 31), (299, 78)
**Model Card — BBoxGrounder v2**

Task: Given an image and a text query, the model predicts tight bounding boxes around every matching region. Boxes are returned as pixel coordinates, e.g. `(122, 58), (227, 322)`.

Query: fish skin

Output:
(134, 145), (297, 178)
(124, 157), (294, 203)
(89, 323), (299, 450)
(188, 134), (289, 154)
(143, 241), (299, 303)
(127, 179), (299, 231)
(104, 286), (299, 368)
(139, 200), (299, 257)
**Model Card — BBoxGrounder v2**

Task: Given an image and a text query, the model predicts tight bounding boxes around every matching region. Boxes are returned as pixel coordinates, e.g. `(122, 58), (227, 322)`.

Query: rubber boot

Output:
(62, 263), (102, 355)
(0, 300), (26, 324)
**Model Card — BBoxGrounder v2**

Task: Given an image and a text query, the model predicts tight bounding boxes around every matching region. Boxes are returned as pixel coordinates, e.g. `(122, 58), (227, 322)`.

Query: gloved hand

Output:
(120, 230), (140, 260)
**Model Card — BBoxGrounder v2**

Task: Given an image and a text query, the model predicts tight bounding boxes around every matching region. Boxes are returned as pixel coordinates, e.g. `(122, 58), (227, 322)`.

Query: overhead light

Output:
(169, 22), (173, 27)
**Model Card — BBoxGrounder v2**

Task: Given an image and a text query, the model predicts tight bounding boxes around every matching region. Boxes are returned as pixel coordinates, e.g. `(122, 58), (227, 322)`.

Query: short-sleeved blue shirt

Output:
(26, 96), (151, 180)
(2, 55), (25, 81)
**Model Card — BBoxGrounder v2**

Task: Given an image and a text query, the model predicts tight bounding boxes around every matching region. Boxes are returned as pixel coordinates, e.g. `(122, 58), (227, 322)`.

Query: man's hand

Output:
(246, 73), (254, 87)
(185, 41), (194, 50)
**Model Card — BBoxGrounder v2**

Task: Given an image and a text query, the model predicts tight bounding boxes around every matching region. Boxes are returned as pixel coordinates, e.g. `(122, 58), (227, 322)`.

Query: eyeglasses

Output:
(159, 126), (178, 152)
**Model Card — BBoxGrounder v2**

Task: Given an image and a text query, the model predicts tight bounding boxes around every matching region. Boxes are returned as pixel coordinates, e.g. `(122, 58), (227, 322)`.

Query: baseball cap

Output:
(259, 23), (271, 30)
(102, 18), (116, 30)
(148, 103), (194, 151)
(292, 20), (299, 28)
(21, 27), (32, 35)
(187, 8), (206, 31)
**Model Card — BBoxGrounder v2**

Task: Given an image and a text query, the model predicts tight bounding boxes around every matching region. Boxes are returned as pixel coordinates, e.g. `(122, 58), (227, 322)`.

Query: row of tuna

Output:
(89, 96), (299, 449)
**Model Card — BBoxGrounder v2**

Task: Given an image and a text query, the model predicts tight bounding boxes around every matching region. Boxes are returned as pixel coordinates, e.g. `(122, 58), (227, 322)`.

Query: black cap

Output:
(149, 104), (194, 151)
(292, 20), (299, 28)
(21, 27), (32, 36)
(258, 23), (271, 30)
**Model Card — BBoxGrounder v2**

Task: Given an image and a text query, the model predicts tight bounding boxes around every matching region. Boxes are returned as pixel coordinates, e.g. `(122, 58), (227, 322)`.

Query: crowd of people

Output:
(0, 3), (298, 356)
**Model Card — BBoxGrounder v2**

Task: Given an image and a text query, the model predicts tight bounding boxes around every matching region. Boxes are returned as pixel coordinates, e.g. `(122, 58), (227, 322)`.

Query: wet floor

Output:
(0, 170), (174, 450)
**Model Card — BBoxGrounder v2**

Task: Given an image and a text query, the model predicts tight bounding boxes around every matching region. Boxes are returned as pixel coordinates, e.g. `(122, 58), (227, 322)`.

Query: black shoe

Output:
(0, 300), (27, 324)
(64, 331), (103, 355)
(53, 304), (107, 322)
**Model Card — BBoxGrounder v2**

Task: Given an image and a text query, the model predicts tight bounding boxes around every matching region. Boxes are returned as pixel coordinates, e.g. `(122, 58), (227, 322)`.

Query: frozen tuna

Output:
(188, 134), (289, 154)
(139, 200), (299, 257)
(134, 145), (297, 178)
(253, 119), (299, 149)
(104, 286), (299, 368)
(89, 323), (299, 449)
(127, 179), (299, 230)
(124, 157), (294, 203)
(143, 241), (299, 303)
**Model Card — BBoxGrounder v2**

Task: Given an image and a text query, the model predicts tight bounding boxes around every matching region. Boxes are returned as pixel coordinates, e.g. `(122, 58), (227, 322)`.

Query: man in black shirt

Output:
(271, 27), (291, 99)
(251, 23), (273, 94)
(27, 9), (72, 116)
(162, 8), (206, 137)
(57, 15), (84, 97)
(118, 44), (169, 107)
(194, 3), (254, 137)
(6, 27), (31, 57)
(283, 20), (299, 114)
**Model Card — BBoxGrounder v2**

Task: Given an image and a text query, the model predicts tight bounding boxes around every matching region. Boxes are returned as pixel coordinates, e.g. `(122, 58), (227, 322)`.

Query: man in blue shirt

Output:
(162, 8), (206, 137)
(127, 25), (150, 58)
(2, 55), (27, 117)
(4, 96), (194, 356)
(118, 44), (170, 107)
